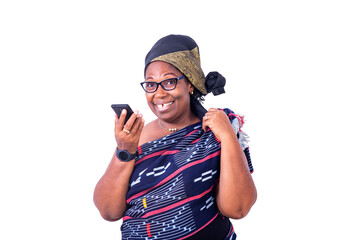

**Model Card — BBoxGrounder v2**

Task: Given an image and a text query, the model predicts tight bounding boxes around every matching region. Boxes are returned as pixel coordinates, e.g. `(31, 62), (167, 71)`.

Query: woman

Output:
(94, 35), (257, 240)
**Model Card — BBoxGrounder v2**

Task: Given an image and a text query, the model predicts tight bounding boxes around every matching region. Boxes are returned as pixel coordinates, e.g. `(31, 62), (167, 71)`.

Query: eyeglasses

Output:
(140, 75), (185, 93)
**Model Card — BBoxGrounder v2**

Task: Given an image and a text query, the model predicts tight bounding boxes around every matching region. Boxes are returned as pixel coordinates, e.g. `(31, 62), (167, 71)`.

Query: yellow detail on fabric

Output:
(143, 198), (147, 208)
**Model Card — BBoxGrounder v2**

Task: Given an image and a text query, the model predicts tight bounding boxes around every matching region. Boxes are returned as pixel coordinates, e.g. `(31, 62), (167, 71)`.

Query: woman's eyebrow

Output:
(163, 72), (177, 78)
(146, 72), (177, 81)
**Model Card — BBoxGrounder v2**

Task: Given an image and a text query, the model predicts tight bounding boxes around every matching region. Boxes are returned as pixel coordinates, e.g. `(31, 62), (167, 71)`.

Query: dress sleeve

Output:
(221, 108), (254, 174)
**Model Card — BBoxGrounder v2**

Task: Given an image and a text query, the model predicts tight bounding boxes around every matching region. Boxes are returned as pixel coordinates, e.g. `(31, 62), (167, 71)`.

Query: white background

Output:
(1, 0), (359, 239)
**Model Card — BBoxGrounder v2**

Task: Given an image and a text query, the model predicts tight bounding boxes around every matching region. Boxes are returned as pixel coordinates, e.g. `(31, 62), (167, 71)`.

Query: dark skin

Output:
(93, 61), (257, 221)
(139, 61), (198, 145)
(93, 109), (144, 221)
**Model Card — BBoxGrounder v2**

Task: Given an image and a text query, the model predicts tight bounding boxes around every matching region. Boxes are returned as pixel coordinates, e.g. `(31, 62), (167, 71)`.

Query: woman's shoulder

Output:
(138, 119), (156, 146)
(138, 119), (166, 146)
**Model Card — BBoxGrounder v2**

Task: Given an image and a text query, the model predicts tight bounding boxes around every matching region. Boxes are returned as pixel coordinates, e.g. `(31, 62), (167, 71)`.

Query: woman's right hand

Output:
(115, 109), (145, 154)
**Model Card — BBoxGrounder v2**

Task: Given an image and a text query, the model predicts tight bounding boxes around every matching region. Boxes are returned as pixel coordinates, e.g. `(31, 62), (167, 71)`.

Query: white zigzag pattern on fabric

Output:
(174, 134), (220, 167)
(194, 169), (218, 183)
(126, 175), (187, 218)
(130, 168), (148, 187)
(146, 162), (171, 177)
(121, 204), (196, 240)
(200, 196), (215, 211)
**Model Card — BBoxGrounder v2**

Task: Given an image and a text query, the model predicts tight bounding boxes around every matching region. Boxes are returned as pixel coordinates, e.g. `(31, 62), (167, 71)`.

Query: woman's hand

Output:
(115, 109), (145, 153)
(94, 110), (144, 221)
(202, 108), (235, 142)
(203, 108), (257, 219)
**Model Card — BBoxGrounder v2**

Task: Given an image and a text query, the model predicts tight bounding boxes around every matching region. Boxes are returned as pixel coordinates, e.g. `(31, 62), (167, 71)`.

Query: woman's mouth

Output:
(155, 101), (173, 112)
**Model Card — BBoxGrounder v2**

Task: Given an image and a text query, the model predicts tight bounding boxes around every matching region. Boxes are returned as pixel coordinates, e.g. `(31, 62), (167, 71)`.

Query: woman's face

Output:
(144, 61), (194, 122)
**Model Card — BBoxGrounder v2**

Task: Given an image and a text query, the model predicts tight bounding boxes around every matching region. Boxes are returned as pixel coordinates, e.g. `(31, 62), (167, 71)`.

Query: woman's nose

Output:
(155, 85), (167, 97)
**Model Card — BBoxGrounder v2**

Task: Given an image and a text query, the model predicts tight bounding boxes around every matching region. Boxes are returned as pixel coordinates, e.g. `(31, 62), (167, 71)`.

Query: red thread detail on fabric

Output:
(228, 224), (234, 236)
(190, 138), (200, 144)
(147, 223), (152, 237)
(137, 146), (142, 154)
(184, 129), (199, 138)
(122, 216), (131, 221)
(135, 149), (179, 166)
(127, 150), (221, 203)
(141, 185), (214, 218)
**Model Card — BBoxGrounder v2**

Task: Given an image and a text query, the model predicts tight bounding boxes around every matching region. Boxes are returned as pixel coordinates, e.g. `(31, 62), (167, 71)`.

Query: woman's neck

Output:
(158, 112), (199, 132)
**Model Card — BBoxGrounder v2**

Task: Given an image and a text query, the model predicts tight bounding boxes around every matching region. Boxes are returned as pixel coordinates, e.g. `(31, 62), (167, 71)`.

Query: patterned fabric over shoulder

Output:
(220, 108), (254, 174)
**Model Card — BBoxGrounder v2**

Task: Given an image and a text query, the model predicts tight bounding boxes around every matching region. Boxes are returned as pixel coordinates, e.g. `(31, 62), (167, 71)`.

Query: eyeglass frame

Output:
(140, 75), (185, 93)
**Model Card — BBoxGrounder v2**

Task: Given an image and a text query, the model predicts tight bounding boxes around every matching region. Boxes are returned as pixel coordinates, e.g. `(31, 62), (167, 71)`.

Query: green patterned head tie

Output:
(145, 35), (207, 95)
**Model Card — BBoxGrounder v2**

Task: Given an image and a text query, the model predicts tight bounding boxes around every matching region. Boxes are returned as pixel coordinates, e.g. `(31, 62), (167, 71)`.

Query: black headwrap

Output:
(145, 34), (226, 119)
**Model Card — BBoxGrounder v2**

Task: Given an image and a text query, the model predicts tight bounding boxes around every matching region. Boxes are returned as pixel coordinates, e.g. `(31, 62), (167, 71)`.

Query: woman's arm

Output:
(93, 109), (144, 221)
(202, 109), (257, 219)
(94, 153), (134, 221)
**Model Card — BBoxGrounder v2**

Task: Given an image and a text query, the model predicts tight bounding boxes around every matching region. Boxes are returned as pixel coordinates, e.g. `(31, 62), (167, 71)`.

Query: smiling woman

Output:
(143, 61), (195, 131)
(93, 34), (256, 240)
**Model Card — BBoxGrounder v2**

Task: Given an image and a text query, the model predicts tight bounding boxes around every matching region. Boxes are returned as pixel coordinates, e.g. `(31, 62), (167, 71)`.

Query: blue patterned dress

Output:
(121, 109), (253, 240)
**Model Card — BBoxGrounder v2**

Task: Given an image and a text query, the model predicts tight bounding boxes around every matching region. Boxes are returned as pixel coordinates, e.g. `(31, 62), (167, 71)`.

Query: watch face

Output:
(119, 151), (129, 160)
(116, 149), (136, 162)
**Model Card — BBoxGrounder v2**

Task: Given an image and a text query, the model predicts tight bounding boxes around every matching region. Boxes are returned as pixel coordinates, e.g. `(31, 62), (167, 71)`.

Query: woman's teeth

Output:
(157, 102), (173, 110)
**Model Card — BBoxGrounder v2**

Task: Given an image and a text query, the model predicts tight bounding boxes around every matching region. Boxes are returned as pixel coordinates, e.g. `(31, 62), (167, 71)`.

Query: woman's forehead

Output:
(145, 61), (182, 78)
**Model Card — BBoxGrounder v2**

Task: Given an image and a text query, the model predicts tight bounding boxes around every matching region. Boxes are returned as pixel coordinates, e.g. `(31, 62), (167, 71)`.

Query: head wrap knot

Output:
(205, 72), (226, 96)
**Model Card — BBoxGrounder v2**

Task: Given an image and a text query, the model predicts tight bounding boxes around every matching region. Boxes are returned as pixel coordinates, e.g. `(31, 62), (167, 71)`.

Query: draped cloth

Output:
(121, 109), (253, 240)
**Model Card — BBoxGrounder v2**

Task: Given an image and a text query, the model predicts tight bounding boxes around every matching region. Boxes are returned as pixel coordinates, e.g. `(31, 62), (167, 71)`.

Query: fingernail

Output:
(135, 110), (139, 115)
(138, 113), (143, 118)
(122, 109), (126, 114)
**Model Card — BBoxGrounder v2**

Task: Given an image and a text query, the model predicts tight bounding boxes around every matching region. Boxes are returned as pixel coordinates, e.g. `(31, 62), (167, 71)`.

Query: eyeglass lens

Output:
(143, 78), (177, 92)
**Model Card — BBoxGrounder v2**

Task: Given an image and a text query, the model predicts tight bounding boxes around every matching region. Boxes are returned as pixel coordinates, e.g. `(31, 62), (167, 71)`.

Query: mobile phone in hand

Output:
(111, 104), (134, 123)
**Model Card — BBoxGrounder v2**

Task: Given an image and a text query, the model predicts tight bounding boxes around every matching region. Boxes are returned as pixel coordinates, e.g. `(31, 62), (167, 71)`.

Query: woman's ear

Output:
(188, 83), (194, 95)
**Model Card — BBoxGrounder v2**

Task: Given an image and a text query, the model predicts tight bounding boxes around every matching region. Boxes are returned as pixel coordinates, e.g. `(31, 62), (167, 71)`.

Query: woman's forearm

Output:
(93, 151), (134, 221)
(216, 134), (257, 219)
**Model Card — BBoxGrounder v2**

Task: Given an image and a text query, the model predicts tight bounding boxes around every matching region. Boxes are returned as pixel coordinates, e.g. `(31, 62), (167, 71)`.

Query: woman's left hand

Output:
(202, 108), (235, 142)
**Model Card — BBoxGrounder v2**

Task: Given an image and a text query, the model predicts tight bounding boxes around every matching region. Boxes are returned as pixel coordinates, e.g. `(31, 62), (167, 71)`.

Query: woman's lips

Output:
(155, 101), (173, 112)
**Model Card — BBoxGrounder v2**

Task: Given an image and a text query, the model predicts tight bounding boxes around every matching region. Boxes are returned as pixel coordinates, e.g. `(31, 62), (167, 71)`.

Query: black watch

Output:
(116, 148), (137, 162)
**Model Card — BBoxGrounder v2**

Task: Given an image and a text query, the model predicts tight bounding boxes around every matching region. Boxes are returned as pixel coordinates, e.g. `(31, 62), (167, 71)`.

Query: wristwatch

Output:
(116, 148), (137, 162)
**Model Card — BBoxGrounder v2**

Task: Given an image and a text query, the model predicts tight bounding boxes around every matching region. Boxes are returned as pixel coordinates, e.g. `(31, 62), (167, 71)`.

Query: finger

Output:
(202, 111), (212, 130)
(202, 114), (207, 122)
(115, 113), (123, 132)
(123, 110), (139, 131)
(202, 118), (211, 131)
(115, 113), (118, 125)
(130, 114), (143, 133)
(135, 118), (145, 136)
(203, 112), (214, 121)
(207, 108), (218, 113)
(202, 123), (207, 132)
(117, 109), (127, 128)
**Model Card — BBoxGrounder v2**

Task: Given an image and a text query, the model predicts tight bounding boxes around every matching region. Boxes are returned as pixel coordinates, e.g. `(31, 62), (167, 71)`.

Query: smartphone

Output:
(111, 104), (134, 123)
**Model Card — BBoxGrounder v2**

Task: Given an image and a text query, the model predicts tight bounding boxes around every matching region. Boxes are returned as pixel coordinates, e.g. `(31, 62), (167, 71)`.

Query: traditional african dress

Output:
(121, 109), (253, 240)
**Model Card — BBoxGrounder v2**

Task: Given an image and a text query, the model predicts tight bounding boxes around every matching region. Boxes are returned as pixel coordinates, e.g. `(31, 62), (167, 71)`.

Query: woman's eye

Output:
(165, 79), (176, 85)
(146, 83), (155, 88)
